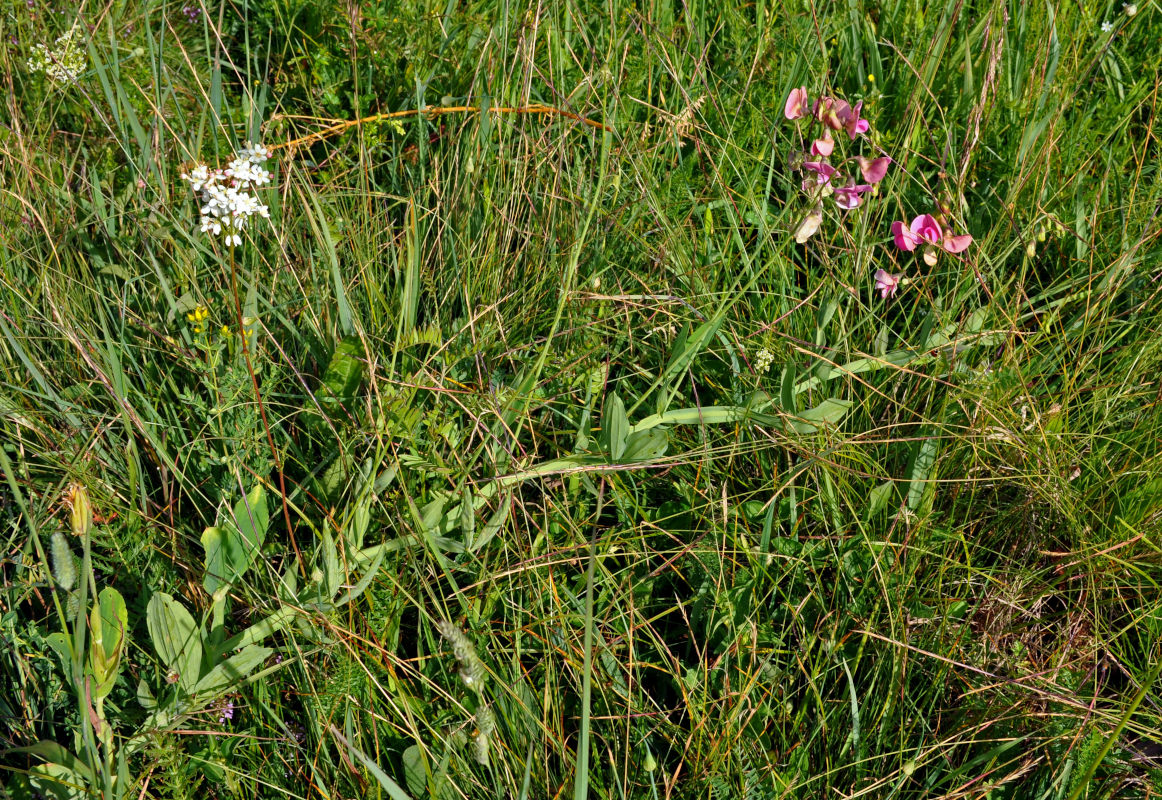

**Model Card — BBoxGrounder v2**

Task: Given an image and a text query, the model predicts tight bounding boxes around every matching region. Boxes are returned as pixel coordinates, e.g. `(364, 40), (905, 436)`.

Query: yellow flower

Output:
(867, 74), (876, 83)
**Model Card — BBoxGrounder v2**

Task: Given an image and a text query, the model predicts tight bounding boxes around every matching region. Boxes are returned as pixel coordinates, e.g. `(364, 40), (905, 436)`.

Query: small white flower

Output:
(1101, 20), (1114, 32)
(27, 24), (88, 83)
(181, 144), (273, 247)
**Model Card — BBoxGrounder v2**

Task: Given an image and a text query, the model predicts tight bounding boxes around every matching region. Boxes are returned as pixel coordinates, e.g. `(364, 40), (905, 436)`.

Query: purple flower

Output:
(833, 180), (873, 210)
(218, 700), (235, 723)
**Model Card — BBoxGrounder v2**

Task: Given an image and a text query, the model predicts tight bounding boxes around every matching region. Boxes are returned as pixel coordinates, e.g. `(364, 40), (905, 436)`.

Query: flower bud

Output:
(70, 484), (92, 538)
(1026, 240), (1037, 258)
(1124, 3), (1137, 15)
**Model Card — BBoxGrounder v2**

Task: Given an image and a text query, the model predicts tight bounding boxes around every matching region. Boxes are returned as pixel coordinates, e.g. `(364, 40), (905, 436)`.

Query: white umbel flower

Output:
(181, 142), (273, 248)
(28, 24), (87, 84)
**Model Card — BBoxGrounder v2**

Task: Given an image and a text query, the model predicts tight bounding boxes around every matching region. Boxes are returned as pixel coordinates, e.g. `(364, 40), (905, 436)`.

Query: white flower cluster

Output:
(180, 143), (272, 247)
(28, 24), (87, 84)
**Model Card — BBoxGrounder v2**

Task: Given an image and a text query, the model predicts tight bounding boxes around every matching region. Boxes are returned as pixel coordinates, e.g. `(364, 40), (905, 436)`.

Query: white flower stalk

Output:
(180, 142), (272, 248)
(28, 24), (87, 84)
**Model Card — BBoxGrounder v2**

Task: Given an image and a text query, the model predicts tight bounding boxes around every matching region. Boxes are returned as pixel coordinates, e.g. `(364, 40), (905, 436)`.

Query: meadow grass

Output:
(2, 0), (1161, 798)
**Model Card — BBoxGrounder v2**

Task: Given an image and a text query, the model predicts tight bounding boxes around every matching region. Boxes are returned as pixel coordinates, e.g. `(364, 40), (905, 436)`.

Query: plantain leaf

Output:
(600, 393), (628, 461)
(146, 592), (202, 694)
(203, 485), (268, 594)
(317, 336), (365, 421)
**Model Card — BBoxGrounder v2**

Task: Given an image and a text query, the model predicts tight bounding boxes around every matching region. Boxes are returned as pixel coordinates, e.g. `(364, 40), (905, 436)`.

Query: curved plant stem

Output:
(270, 103), (614, 153)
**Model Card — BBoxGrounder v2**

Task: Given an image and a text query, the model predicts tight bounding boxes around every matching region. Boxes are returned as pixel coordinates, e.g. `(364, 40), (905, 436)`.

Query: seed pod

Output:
(51, 531), (76, 590)
(70, 484), (92, 538)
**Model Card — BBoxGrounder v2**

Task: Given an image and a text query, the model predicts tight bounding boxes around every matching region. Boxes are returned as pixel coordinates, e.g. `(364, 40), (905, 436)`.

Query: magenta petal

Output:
(910, 214), (943, 244)
(858, 156), (891, 184)
(942, 233), (973, 253)
(892, 221), (919, 251)
(803, 161), (836, 180)
(784, 87), (809, 120)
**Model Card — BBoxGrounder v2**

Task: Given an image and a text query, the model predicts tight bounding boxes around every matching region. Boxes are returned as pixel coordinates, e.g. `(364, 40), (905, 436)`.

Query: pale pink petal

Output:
(784, 87), (809, 120)
(815, 97), (845, 130)
(857, 156), (891, 184)
(942, 233), (973, 253)
(810, 133), (834, 156)
(834, 192), (861, 210)
(874, 269), (899, 298)
(892, 220), (920, 251)
(803, 161), (836, 180)
(844, 101), (869, 139)
(794, 207), (824, 243)
(833, 182), (872, 210)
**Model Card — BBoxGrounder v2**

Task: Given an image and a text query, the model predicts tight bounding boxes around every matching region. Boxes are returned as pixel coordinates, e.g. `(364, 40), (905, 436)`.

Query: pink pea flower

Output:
(874, 269), (900, 299)
(813, 97), (845, 130)
(840, 100), (870, 139)
(810, 130), (834, 157)
(856, 156), (891, 184)
(801, 161), (836, 196)
(784, 87), (810, 120)
(833, 180), (873, 210)
(891, 214), (944, 251)
(794, 206), (824, 243)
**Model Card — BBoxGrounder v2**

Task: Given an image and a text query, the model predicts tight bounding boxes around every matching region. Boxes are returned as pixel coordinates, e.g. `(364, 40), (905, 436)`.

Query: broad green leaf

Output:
(329, 724), (415, 800)
(146, 592), (202, 694)
(600, 393), (628, 461)
(203, 485), (268, 594)
(867, 481), (895, 519)
(621, 429), (669, 462)
(137, 678), (156, 710)
(7, 741), (92, 783)
(191, 646), (272, 695)
(907, 436), (940, 512)
(403, 744), (428, 797)
(469, 493), (512, 553)
(28, 762), (89, 800)
(788, 398), (852, 434)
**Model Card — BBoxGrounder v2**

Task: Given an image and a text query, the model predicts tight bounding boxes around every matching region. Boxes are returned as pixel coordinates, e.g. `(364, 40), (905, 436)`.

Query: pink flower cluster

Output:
(785, 86), (891, 222)
(784, 85), (975, 300)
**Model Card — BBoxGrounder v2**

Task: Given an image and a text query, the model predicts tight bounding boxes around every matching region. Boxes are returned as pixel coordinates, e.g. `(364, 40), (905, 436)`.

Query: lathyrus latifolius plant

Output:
(783, 85), (892, 243)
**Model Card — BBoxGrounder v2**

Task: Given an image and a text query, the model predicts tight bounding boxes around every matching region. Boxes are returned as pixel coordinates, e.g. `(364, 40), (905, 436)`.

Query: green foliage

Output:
(2, 0), (1162, 797)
